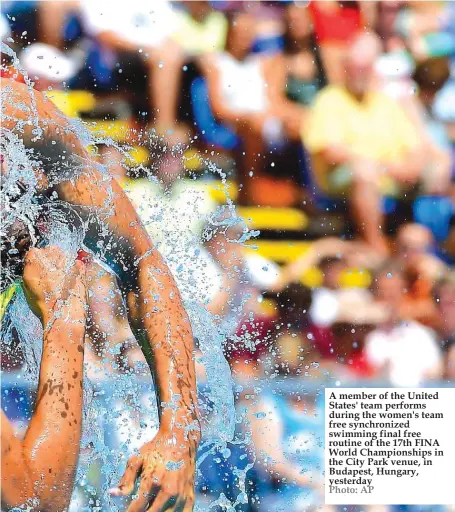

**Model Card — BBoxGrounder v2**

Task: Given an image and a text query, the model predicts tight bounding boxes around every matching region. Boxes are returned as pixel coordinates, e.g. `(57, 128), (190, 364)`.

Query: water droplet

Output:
(165, 460), (184, 471)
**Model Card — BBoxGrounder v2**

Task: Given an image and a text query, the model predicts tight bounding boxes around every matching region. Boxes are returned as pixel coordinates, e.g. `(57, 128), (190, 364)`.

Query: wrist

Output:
(42, 297), (87, 333)
(159, 408), (202, 446)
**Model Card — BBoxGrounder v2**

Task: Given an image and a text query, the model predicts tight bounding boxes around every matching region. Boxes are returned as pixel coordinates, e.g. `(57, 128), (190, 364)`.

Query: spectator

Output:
(303, 32), (425, 253)
(364, 262), (443, 387)
(275, 238), (388, 328)
(80, 0), (182, 134)
(153, 1), (229, 139)
(279, 2), (326, 139)
(172, 1), (227, 58)
(313, 255), (347, 326)
(280, 222), (446, 328)
(201, 10), (301, 206)
(393, 223), (445, 326)
(398, 57), (453, 195)
(37, 0), (79, 49)
(373, 1), (402, 51)
(270, 282), (345, 374)
(307, 0), (364, 84)
(395, 1), (455, 61)
(433, 274), (455, 380)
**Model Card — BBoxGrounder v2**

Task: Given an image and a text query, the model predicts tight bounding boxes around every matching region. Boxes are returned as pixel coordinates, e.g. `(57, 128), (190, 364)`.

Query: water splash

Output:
(1, 43), (259, 510)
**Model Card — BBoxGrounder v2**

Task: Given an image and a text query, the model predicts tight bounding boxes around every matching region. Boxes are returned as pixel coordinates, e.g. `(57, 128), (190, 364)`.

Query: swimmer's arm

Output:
(4, 78), (199, 432)
(1, 297), (86, 511)
(55, 173), (201, 440)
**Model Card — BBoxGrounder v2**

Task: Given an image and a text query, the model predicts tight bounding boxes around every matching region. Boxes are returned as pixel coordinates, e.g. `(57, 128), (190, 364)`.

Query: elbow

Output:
(32, 472), (75, 512)
(392, 164), (421, 187)
(36, 498), (72, 512)
(320, 147), (348, 167)
(23, 456), (76, 512)
(2, 480), (72, 512)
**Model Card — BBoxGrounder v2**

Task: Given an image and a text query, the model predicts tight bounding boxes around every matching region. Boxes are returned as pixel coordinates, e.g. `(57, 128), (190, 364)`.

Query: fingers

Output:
(110, 454), (143, 497)
(181, 498), (195, 512)
(126, 480), (159, 512)
(146, 493), (177, 512)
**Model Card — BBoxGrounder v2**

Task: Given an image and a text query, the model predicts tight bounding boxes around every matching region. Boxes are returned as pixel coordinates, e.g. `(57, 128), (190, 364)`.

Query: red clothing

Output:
(346, 351), (376, 378)
(77, 250), (90, 263)
(0, 65), (26, 82)
(227, 315), (275, 361)
(309, 2), (363, 44)
(308, 324), (336, 358)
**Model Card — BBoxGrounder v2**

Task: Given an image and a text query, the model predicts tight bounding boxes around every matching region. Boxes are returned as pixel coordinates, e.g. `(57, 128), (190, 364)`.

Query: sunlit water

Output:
(1, 42), (261, 511)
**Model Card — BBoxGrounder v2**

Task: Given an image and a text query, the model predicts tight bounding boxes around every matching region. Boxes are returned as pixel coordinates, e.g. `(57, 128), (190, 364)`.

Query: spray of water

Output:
(1, 43), (260, 510)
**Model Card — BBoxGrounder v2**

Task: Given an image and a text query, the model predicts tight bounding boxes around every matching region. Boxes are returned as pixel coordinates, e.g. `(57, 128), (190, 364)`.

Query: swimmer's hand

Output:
(109, 427), (199, 511)
(22, 246), (86, 326)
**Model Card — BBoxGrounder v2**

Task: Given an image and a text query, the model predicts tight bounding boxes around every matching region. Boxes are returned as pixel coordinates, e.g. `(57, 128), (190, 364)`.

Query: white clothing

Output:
(375, 51), (415, 99)
(243, 253), (280, 290)
(20, 43), (77, 82)
(213, 52), (268, 114)
(309, 287), (340, 327)
(365, 321), (442, 387)
(81, 0), (177, 48)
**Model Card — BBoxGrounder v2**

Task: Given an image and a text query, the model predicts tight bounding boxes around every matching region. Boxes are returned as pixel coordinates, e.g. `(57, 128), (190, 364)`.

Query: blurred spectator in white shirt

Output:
(201, 10), (301, 206)
(365, 263), (443, 386)
(80, 0), (184, 136)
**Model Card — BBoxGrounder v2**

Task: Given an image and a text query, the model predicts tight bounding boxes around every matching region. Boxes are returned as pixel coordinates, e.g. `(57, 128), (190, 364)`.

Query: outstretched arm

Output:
(1, 247), (86, 511)
(2, 79), (200, 510)
(56, 167), (200, 510)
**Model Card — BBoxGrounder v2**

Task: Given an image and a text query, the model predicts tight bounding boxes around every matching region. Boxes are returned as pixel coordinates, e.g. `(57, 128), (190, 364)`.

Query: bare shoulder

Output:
(2, 79), (87, 167)
(2, 78), (70, 129)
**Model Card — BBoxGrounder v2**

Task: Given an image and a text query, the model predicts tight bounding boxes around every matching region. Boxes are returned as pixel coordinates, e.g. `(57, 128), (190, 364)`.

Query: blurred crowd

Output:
(1, 1), (455, 511)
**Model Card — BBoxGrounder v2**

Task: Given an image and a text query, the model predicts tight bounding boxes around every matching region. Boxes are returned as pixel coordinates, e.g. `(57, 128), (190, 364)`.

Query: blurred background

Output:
(1, 1), (455, 511)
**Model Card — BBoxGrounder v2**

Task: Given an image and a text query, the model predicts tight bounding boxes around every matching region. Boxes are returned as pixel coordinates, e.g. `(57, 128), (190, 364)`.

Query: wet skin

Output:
(1, 79), (200, 512)
(1, 247), (87, 511)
